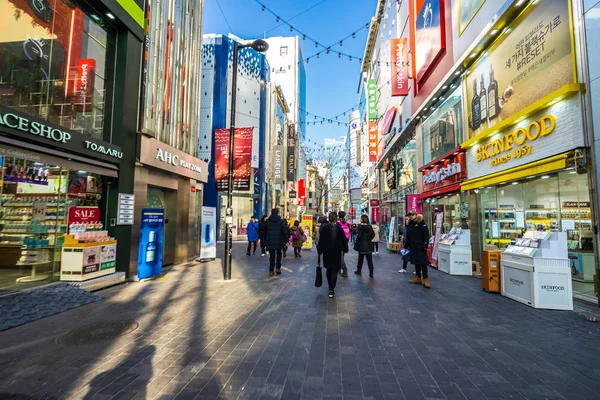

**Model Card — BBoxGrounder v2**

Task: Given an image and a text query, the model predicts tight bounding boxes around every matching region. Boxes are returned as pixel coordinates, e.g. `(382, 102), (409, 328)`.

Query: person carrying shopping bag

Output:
(318, 212), (349, 298)
(354, 214), (376, 277)
(313, 216), (326, 267)
(290, 220), (306, 258)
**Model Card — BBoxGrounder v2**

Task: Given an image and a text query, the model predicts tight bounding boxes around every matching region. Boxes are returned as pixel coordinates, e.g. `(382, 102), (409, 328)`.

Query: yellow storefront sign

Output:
(475, 114), (556, 167)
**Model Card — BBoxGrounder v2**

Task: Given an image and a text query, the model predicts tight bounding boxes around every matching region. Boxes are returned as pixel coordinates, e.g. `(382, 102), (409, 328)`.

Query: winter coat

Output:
(371, 224), (380, 242)
(404, 220), (430, 265)
(258, 220), (267, 241)
(355, 223), (375, 254)
(313, 223), (321, 247)
(317, 222), (349, 269)
(265, 214), (289, 250)
(246, 221), (259, 242)
(290, 226), (305, 248)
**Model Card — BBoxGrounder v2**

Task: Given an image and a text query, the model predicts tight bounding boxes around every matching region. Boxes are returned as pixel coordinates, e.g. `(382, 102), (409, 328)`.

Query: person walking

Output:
(404, 212), (431, 288)
(290, 220), (305, 258)
(371, 221), (380, 255)
(399, 214), (410, 273)
(313, 216), (326, 267)
(246, 216), (259, 256)
(337, 211), (351, 277)
(317, 212), (349, 298)
(265, 208), (289, 276)
(258, 215), (268, 256)
(354, 214), (376, 277)
(282, 219), (291, 258)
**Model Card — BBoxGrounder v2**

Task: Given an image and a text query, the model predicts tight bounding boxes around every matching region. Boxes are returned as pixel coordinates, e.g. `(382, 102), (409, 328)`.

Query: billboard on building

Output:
(391, 38), (409, 96)
(215, 127), (253, 191)
(411, 0), (446, 88)
(367, 79), (378, 119)
(273, 145), (284, 184)
(458, 0), (486, 35)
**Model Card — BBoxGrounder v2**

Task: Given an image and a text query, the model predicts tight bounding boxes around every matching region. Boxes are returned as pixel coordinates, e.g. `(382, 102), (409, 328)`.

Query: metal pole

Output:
(224, 41), (239, 280)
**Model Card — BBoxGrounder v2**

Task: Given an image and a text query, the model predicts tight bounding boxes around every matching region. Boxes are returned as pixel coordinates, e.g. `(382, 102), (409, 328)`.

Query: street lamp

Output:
(224, 39), (269, 280)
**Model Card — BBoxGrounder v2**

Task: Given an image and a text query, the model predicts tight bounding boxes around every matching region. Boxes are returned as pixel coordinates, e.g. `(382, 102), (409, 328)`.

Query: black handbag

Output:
(315, 266), (323, 287)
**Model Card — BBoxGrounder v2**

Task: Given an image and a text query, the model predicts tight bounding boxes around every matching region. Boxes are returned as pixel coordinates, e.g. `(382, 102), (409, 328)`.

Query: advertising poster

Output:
(459, 0), (486, 35)
(465, 0), (574, 138)
(200, 206), (217, 261)
(367, 79), (377, 119)
(431, 212), (444, 261)
(368, 120), (378, 162)
(100, 244), (117, 271)
(388, 216), (396, 243)
(67, 206), (100, 233)
(138, 208), (165, 279)
(391, 38), (409, 96)
(412, 0), (446, 85)
(215, 127), (253, 191)
(301, 214), (313, 249)
(406, 194), (422, 214)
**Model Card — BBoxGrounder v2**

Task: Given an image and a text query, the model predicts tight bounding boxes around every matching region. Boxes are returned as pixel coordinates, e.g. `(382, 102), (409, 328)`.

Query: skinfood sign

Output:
(475, 114), (556, 167)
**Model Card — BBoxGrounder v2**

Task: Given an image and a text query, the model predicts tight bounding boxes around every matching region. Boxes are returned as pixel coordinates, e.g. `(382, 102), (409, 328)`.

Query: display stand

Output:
(501, 231), (572, 310)
(61, 233), (117, 282)
(437, 229), (472, 276)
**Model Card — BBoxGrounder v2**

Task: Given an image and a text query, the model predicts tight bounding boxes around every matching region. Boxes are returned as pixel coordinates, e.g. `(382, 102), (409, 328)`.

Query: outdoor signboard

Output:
(391, 38), (409, 96)
(411, 0), (446, 88)
(138, 208), (165, 279)
(368, 120), (378, 162)
(200, 206), (217, 261)
(301, 214), (313, 250)
(215, 127), (253, 191)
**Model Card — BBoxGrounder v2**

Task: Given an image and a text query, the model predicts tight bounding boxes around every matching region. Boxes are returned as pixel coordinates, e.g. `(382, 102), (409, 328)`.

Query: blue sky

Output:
(202, 0), (375, 145)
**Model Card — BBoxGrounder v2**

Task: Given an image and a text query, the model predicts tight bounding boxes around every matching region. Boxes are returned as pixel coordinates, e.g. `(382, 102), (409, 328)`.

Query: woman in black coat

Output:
(317, 212), (349, 298)
(404, 213), (431, 288)
(354, 214), (375, 277)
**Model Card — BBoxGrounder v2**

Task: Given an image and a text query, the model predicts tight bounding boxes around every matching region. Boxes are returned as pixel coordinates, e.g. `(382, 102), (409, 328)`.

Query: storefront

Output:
(134, 136), (208, 276)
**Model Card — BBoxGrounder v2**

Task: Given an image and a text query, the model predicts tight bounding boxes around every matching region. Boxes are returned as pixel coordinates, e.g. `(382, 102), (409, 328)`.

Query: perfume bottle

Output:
(488, 64), (499, 120)
(471, 80), (481, 130)
(145, 231), (157, 264)
(479, 74), (487, 124)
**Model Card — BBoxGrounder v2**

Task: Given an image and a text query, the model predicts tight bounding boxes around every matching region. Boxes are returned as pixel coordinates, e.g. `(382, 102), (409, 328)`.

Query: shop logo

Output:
(85, 141), (122, 159)
(0, 112), (72, 143)
(510, 277), (524, 286)
(274, 147), (283, 180)
(155, 148), (202, 173)
(423, 162), (461, 185)
(541, 285), (564, 292)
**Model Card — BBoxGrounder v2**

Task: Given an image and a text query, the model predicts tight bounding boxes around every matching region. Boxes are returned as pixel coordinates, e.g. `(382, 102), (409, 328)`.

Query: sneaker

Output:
(354, 269), (361, 275)
(328, 290), (334, 298)
(261, 253), (265, 257)
(246, 252), (251, 256)
(398, 269), (407, 274)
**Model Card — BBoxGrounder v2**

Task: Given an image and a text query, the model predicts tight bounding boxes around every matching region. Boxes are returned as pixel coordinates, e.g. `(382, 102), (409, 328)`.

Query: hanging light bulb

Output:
(261, 5), (265, 11)
(340, 40), (343, 46)
(276, 16), (280, 22)
(349, 56), (352, 61)
(338, 53), (341, 58)
(365, 23), (369, 29)
(315, 42), (318, 48)
(326, 47), (331, 54)
(290, 26), (293, 32)
(352, 32), (356, 39)
(303, 34), (306, 40)
(317, 53), (320, 58)
(306, 58), (309, 63)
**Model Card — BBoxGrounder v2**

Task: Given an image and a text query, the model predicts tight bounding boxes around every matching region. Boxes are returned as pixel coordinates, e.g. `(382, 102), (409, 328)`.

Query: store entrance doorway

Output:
(147, 186), (177, 266)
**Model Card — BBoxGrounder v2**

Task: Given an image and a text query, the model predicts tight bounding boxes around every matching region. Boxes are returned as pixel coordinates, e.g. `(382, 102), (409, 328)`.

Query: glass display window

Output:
(0, 0), (115, 140)
(424, 192), (467, 233)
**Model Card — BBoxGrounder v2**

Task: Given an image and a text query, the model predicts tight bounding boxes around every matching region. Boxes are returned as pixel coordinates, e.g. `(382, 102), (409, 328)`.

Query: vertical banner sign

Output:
(301, 214), (313, 249)
(411, 0), (446, 88)
(371, 206), (380, 223)
(367, 79), (378, 119)
(138, 208), (165, 279)
(200, 206), (217, 260)
(273, 145), (284, 184)
(215, 128), (253, 191)
(406, 194), (422, 214)
(287, 146), (296, 181)
(388, 216), (396, 243)
(368, 120), (378, 162)
(391, 38), (409, 96)
(431, 212), (444, 263)
(298, 179), (306, 200)
(77, 59), (96, 105)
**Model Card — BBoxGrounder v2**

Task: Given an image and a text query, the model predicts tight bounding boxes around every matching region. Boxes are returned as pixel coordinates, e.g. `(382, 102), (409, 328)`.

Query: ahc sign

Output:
(140, 136), (208, 182)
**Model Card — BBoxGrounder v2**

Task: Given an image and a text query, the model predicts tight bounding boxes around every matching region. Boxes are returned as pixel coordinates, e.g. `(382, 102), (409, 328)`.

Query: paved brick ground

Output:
(0, 243), (599, 400)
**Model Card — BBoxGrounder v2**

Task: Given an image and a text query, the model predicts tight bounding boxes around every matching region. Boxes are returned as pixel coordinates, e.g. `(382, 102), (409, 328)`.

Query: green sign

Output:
(101, 261), (116, 270)
(367, 79), (377, 120)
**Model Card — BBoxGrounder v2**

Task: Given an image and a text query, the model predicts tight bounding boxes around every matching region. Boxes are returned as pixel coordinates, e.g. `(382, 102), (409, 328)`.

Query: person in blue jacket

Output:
(246, 216), (259, 255)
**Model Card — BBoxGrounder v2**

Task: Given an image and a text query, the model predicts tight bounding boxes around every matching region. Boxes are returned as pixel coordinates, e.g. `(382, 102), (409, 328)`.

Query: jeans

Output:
(415, 264), (428, 278)
(357, 253), (374, 272)
(373, 242), (379, 252)
(326, 268), (338, 291)
(402, 258), (408, 271)
(294, 247), (301, 256)
(351, 234), (357, 243)
(247, 241), (257, 254)
(269, 249), (282, 271)
(340, 253), (347, 275)
(260, 240), (266, 255)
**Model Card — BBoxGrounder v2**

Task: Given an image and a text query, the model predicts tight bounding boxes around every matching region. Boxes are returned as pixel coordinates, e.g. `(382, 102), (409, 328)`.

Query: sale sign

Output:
(68, 206), (100, 232)
(391, 38), (409, 96)
(368, 120), (378, 162)
(215, 127), (253, 191)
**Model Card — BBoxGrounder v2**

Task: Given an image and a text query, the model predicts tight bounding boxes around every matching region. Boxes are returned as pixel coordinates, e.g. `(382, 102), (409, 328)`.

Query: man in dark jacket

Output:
(404, 212), (431, 288)
(258, 215), (268, 256)
(317, 212), (349, 298)
(354, 215), (375, 277)
(265, 208), (289, 276)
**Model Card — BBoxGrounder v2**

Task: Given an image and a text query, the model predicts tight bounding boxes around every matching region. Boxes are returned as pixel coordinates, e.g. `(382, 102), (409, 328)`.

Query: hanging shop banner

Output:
(367, 79), (378, 119)
(371, 205), (380, 223)
(386, 159), (397, 190)
(465, 0), (574, 138)
(274, 145), (284, 184)
(138, 208), (165, 279)
(200, 206), (217, 261)
(77, 59), (96, 105)
(215, 127), (253, 191)
(411, 0), (446, 86)
(301, 214), (313, 249)
(406, 194), (422, 215)
(391, 38), (409, 96)
(298, 179), (306, 200)
(459, 0), (486, 35)
(368, 120), (378, 162)
(388, 216), (396, 243)
(382, 106), (398, 135)
(287, 146), (296, 181)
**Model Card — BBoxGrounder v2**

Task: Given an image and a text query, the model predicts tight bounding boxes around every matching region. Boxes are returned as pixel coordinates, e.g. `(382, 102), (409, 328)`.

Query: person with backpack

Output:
(258, 215), (268, 256)
(265, 208), (289, 276)
(354, 214), (376, 277)
(246, 216), (259, 256)
(290, 220), (306, 258)
(404, 212), (431, 288)
(318, 212), (349, 298)
(337, 211), (351, 277)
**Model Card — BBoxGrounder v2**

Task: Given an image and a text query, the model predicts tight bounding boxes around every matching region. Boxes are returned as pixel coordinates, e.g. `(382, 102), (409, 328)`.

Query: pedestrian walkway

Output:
(0, 244), (599, 400)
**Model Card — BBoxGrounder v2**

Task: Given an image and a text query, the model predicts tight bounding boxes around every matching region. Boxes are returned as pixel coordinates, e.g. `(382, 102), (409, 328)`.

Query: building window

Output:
(0, 0), (115, 140)
(280, 46), (288, 55)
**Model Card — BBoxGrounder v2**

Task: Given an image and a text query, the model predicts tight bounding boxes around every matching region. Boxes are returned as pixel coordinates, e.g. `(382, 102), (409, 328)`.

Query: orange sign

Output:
(368, 120), (378, 162)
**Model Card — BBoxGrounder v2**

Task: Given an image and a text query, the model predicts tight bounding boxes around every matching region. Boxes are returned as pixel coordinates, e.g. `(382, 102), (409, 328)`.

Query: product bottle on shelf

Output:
(471, 80), (481, 130)
(488, 64), (499, 119)
(479, 74), (487, 124)
(146, 231), (157, 264)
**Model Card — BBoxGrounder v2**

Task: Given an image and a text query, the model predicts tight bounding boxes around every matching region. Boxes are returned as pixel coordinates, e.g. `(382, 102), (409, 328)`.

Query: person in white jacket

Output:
(371, 221), (381, 255)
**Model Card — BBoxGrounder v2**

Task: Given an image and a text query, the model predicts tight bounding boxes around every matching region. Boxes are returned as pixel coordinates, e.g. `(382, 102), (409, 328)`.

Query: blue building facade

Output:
(200, 34), (270, 239)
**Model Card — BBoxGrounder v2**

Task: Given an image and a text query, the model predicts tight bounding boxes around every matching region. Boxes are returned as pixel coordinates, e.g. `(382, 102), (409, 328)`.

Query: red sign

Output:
(421, 152), (467, 194)
(348, 207), (357, 218)
(191, 186), (196, 193)
(77, 59), (96, 104)
(411, 0), (446, 92)
(68, 206), (100, 232)
(298, 179), (306, 199)
(368, 120), (378, 162)
(381, 106), (397, 135)
(215, 127), (253, 191)
(298, 198), (305, 207)
(406, 194), (422, 214)
(371, 206), (379, 223)
(391, 38), (409, 96)
(370, 199), (380, 207)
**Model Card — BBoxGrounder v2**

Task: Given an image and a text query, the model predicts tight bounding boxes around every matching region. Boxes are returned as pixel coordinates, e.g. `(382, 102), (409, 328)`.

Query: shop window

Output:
(421, 87), (464, 164)
(0, 0), (115, 140)
(280, 46), (288, 56)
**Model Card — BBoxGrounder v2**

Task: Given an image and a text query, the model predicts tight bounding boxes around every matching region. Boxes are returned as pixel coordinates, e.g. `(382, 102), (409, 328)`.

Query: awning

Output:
(420, 183), (462, 200)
